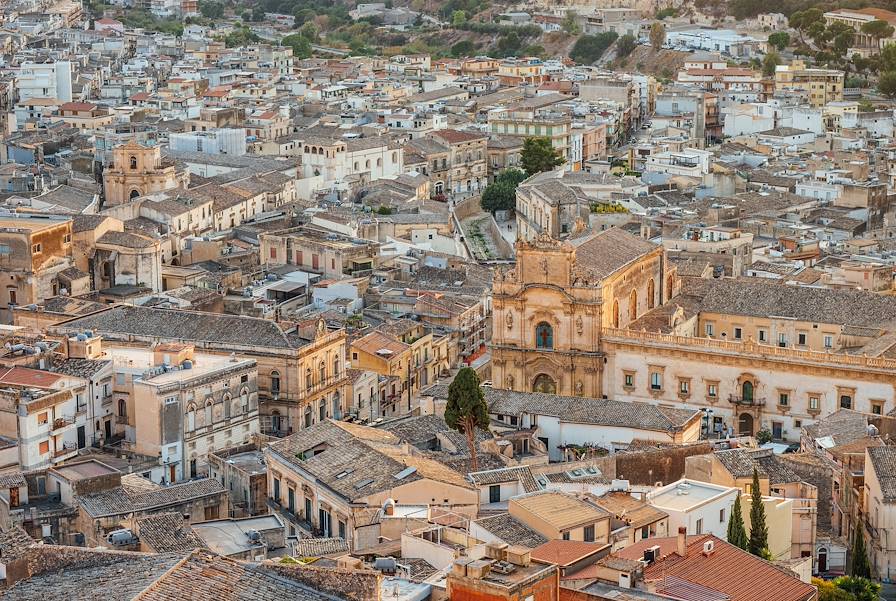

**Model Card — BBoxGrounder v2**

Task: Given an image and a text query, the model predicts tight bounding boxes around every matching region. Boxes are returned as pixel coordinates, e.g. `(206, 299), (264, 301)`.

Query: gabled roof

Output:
(1, 549), (347, 601)
(53, 305), (301, 350)
(430, 129), (487, 145)
(531, 539), (607, 567)
(78, 477), (225, 518)
(0, 550), (184, 601)
(424, 384), (700, 433)
(868, 446), (896, 503)
(617, 535), (816, 601)
(471, 513), (548, 548)
(571, 227), (660, 281)
(267, 420), (474, 504)
(714, 448), (802, 484)
(136, 512), (207, 553)
(469, 465), (541, 493)
(511, 491), (610, 531)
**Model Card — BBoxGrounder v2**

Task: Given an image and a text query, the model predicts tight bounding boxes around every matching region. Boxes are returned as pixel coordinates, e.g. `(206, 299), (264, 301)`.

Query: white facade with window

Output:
(647, 479), (738, 539)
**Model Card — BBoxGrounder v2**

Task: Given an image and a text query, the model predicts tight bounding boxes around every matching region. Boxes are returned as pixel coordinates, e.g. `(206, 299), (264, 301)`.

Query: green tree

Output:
(569, 32), (618, 64)
(834, 576), (880, 601)
(881, 44), (896, 72)
(224, 27), (261, 48)
(199, 0), (224, 19)
(789, 8), (823, 45)
(762, 51), (781, 76)
(445, 367), (489, 471)
(480, 169), (527, 213)
(521, 137), (564, 176)
(298, 22), (319, 42)
(495, 31), (522, 57)
(561, 10), (580, 34)
(879, 71), (896, 98)
(748, 468), (769, 557)
(451, 40), (476, 57)
(649, 21), (666, 51)
(451, 10), (466, 27)
(767, 32), (790, 51)
(849, 528), (872, 579)
(616, 34), (637, 58)
(813, 578), (856, 601)
(523, 44), (546, 58)
(861, 19), (895, 54)
(282, 34), (312, 58)
(726, 493), (748, 550)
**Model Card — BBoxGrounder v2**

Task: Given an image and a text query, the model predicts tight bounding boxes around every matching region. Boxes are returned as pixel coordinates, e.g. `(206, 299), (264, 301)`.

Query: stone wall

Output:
(784, 454), (833, 533)
(11, 545), (153, 586)
(614, 442), (714, 486)
(263, 562), (381, 601)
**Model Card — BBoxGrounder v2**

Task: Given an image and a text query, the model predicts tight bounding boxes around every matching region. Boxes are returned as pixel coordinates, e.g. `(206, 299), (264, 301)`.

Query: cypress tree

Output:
(849, 527), (872, 579)
(727, 493), (748, 550)
(748, 468), (769, 557)
(445, 367), (489, 471)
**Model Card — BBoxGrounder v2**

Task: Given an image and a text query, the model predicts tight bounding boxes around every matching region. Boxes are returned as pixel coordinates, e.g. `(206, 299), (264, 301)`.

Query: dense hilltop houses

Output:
(0, 0), (894, 598)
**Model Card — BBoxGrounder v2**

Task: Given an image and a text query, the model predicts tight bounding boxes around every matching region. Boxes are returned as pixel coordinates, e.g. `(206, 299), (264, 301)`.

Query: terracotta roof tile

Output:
(530, 539), (607, 567)
(617, 535), (816, 601)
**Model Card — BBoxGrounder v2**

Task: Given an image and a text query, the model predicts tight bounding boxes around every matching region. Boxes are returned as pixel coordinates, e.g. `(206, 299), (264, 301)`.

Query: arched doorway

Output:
(271, 410), (281, 433)
(738, 413), (754, 436)
(742, 381), (754, 402)
(629, 289), (638, 322)
(612, 300), (620, 328)
(817, 547), (827, 572)
(647, 278), (655, 309)
(666, 274), (674, 301)
(532, 374), (557, 394)
(129, 189), (140, 200)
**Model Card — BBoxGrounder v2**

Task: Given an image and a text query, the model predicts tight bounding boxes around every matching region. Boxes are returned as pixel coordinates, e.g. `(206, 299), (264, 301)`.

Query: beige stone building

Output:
(51, 307), (347, 438)
(508, 490), (611, 543)
(492, 227), (666, 399)
(350, 322), (444, 416)
(423, 129), (488, 197)
(685, 447), (817, 560)
(862, 445), (896, 581)
(774, 61), (844, 108)
(492, 226), (896, 443)
(265, 420), (477, 547)
(102, 141), (187, 206)
(105, 343), (261, 484)
(0, 214), (76, 323)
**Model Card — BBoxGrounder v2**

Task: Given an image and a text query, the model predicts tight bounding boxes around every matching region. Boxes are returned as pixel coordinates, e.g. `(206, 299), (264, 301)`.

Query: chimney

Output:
(677, 526), (687, 557)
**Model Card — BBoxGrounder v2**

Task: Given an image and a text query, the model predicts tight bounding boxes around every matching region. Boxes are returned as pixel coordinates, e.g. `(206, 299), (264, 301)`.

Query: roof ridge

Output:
(131, 550), (198, 600)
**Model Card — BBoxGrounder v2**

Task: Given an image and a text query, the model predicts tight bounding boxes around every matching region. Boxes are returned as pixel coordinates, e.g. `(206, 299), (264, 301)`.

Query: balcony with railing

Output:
(51, 442), (78, 462)
(729, 395), (766, 406)
(50, 416), (75, 435)
(298, 374), (347, 399)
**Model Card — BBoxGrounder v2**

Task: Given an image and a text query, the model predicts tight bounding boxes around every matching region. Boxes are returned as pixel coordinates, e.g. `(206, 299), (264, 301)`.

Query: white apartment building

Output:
(300, 136), (403, 189)
(645, 149), (712, 179)
(169, 129), (247, 156)
(0, 367), (87, 471)
(647, 479), (738, 539)
(16, 61), (72, 102)
(108, 343), (260, 485)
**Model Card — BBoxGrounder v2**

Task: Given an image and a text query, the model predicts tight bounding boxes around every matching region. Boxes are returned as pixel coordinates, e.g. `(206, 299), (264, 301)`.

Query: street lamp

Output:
(701, 408), (714, 439)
